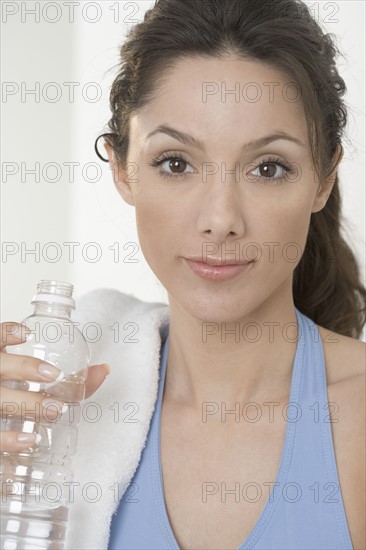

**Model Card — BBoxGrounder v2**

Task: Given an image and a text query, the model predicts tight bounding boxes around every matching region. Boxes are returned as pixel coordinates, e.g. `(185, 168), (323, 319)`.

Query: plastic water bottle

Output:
(0, 280), (90, 549)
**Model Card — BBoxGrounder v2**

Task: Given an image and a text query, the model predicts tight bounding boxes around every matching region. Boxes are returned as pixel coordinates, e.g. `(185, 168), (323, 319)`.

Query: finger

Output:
(0, 322), (31, 350)
(85, 363), (110, 399)
(1, 386), (67, 421)
(0, 430), (42, 453)
(0, 352), (63, 383)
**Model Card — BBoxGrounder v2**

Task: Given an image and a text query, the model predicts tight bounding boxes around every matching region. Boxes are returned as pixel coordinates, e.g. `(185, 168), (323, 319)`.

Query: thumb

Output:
(85, 363), (110, 399)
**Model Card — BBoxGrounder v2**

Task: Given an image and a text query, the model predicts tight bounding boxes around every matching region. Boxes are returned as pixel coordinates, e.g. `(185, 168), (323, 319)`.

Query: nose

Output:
(196, 176), (245, 242)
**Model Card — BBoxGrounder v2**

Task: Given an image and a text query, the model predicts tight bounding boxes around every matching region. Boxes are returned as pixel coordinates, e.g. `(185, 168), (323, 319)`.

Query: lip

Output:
(184, 258), (254, 281)
(187, 256), (252, 266)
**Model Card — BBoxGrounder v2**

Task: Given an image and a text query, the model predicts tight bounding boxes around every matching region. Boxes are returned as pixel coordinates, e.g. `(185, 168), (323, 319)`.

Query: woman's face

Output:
(109, 55), (338, 323)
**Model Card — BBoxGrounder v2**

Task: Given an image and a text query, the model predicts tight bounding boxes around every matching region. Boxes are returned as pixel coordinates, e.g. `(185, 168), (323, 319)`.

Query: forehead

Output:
(131, 55), (308, 151)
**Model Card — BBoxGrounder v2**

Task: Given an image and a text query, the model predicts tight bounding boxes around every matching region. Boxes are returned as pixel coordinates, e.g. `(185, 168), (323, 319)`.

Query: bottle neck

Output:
(33, 302), (72, 319)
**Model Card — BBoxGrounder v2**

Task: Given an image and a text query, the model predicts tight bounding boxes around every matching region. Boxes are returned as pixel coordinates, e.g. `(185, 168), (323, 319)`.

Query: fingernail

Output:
(42, 398), (68, 416)
(17, 432), (42, 445)
(12, 324), (32, 341)
(38, 362), (64, 382)
(101, 363), (111, 377)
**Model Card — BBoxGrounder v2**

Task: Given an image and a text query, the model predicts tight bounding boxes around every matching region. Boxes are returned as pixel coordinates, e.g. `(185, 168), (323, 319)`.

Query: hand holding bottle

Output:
(1, 281), (111, 549)
(0, 321), (110, 453)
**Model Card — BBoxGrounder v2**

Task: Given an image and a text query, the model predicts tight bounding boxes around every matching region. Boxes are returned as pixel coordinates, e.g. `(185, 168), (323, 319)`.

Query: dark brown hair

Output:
(95, 0), (365, 339)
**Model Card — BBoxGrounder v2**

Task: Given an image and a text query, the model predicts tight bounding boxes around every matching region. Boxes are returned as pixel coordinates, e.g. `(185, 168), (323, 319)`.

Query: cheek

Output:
(133, 192), (180, 268)
(272, 209), (311, 265)
(252, 194), (312, 265)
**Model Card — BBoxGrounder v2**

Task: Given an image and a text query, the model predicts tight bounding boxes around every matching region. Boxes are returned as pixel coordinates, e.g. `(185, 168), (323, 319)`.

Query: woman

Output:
(1, 0), (365, 548)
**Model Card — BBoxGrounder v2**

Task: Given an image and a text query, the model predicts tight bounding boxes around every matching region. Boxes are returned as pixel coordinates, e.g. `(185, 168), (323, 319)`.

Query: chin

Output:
(179, 291), (254, 324)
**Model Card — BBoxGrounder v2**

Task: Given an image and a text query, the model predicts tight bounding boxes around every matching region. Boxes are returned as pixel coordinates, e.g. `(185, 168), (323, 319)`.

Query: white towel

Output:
(65, 288), (169, 549)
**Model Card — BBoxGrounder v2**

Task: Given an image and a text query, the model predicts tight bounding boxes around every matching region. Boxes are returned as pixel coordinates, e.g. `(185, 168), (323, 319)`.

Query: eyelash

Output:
(149, 151), (294, 184)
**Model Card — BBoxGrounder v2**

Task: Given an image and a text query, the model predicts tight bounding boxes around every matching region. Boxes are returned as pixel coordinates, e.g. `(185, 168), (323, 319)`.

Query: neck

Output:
(164, 288), (299, 412)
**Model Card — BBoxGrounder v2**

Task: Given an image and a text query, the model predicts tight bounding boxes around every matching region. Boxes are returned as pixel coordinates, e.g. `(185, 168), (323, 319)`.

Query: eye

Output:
(149, 152), (294, 183)
(249, 157), (293, 184)
(149, 152), (194, 179)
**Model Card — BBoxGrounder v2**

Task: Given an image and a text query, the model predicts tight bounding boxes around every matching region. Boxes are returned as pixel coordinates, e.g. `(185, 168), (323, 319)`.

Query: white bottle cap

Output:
(31, 280), (76, 309)
(31, 293), (75, 308)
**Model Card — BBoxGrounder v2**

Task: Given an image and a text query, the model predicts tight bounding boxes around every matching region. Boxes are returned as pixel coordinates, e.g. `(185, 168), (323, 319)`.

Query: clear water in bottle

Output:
(0, 281), (90, 549)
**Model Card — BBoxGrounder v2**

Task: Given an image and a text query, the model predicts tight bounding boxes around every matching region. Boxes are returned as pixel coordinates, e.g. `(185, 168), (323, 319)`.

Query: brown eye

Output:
(249, 158), (291, 184)
(259, 163), (278, 178)
(150, 154), (194, 179)
(166, 158), (187, 174)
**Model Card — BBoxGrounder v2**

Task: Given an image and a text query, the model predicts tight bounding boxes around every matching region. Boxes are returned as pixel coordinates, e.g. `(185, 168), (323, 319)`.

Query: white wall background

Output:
(1, 1), (365, 340)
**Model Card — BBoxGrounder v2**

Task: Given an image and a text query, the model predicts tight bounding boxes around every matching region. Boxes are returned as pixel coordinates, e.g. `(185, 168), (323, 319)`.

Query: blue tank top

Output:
(108, 307), (353, 549)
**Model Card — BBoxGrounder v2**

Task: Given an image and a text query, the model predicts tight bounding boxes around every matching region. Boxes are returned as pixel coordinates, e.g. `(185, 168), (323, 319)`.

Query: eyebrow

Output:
(146, 125), (305, 152)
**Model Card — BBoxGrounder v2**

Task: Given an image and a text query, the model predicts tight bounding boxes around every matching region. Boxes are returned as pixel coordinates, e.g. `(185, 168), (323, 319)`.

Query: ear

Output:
(104, 141), (136, 207)
(311, 144), (344, 213)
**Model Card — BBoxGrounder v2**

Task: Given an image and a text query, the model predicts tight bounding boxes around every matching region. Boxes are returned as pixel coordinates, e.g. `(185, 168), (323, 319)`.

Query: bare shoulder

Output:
(317, 325), (365, 550)
(316, 323), (365, 449)
(316, 324), (366, 384)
